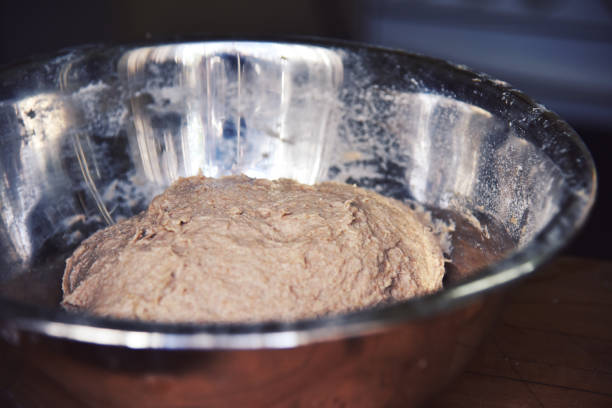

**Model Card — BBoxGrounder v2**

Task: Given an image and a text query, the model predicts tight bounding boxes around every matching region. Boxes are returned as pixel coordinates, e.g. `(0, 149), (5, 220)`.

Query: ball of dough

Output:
(62, 175), (445, 323)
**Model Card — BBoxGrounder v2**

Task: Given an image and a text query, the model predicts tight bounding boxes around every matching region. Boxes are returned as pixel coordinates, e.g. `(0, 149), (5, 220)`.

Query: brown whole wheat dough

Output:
(62, 175), (445, 323)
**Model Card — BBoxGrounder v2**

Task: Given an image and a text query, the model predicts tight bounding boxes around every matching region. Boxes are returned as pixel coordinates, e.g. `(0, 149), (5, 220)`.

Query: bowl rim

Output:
(0, 37), (597, 350)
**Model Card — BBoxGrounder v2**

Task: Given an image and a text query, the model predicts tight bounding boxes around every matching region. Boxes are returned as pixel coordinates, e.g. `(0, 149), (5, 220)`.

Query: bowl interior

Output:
(0, 41), (595, 339)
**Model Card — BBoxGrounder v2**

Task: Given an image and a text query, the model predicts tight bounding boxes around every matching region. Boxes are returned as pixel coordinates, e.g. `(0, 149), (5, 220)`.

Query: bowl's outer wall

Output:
(0, 291), (505, 407)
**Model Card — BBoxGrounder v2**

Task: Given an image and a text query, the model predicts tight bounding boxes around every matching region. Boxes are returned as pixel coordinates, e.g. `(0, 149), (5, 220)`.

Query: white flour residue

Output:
(71, 81), (127, 138)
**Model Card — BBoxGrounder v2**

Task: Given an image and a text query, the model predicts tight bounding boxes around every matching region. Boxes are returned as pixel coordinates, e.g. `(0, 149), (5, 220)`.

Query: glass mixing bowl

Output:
(0, 39), (596, 407)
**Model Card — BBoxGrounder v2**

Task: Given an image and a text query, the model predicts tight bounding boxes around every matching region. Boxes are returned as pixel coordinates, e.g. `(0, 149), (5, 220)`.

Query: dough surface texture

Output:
(62, 175), (445, 323)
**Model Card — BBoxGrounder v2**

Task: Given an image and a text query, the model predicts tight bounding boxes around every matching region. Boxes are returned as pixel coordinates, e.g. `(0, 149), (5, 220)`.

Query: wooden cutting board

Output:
(429, 257), (612, 407)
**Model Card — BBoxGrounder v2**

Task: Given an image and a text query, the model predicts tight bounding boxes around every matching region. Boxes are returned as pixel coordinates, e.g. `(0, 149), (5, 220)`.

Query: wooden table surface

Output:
(429, 257), (612, 408)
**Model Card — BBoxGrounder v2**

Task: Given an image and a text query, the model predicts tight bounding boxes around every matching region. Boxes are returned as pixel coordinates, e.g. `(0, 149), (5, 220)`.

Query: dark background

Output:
(1, 0), (610, 258)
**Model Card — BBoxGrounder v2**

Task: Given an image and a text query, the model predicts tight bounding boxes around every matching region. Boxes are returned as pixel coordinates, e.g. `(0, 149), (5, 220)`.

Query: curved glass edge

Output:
(0, 38), (597, 350)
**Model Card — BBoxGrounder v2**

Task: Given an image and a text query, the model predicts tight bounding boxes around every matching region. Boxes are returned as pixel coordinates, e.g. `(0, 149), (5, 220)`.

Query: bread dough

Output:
(62, 175), (445, 323)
